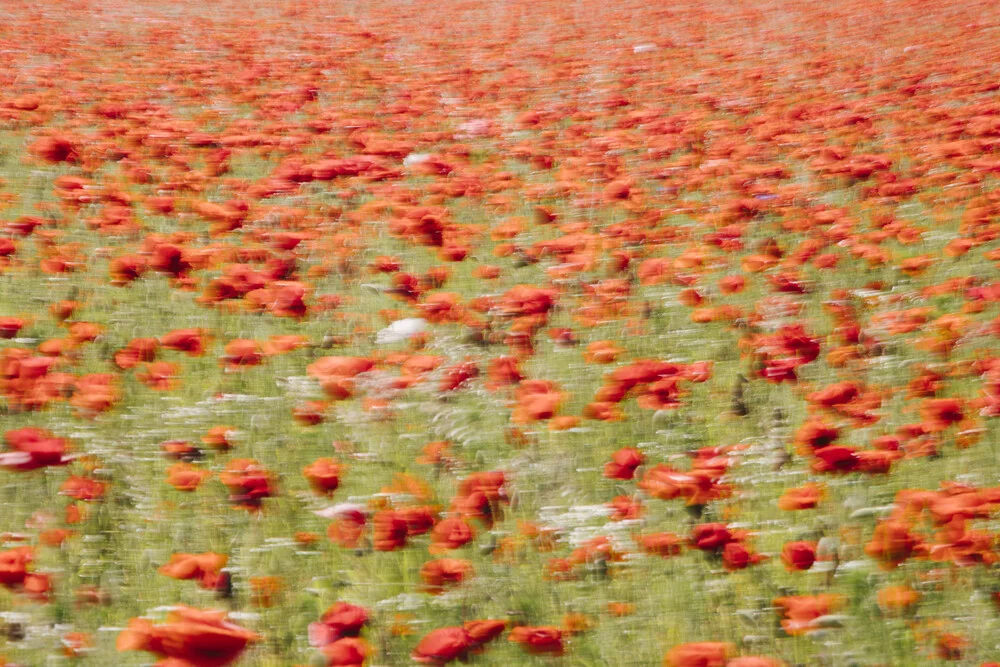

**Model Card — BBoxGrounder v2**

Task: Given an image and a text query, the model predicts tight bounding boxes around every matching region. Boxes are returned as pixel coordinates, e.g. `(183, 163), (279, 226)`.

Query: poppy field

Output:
(2, 0), (1000, 664)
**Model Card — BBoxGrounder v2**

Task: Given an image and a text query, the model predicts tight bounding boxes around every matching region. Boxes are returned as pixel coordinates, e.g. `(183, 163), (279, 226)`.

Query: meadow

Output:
(0, 0), (999, 665)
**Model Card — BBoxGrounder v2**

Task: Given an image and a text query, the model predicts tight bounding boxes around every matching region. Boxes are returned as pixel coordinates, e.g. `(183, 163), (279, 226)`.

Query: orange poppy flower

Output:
(138, 361), (181, 391)
(877, 585), (921, 614)
(772, 594), (845, 636)
(328, 509), (367, 549)
(471, 264), (501, 280)
(114, 337), (159, 369)
(382, 473), (435, 502)
(486, 356), (523, 389)
(512, 379), (565, 423)
(221, 339), (263, 368)
(584, 340), (624, 364)
(158, 552), (228, 591)
(777, 483), (825, 511)
(61, 631), (93, 658)
(718, 275), (746, 294)
(865, 519), (924, 569)
(201, 425), (236, 450)
(307, 356), (376, 399)
(639, 532), (685, 558)
(60, 476), (106, 501)
(249, 575), (284, 608)
(166, 462), (211, 492)
(30, 135), (78, 163)
(420, 558), (473, 594)
(663, 642), (732, 667)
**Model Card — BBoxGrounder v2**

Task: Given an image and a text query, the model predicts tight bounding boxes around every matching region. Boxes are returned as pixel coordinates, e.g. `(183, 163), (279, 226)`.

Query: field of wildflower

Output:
(1, 0), (1000, 665)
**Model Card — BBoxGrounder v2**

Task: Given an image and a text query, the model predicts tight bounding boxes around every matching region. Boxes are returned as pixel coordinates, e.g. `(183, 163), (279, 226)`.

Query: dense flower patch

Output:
(0, 0), (999, 664)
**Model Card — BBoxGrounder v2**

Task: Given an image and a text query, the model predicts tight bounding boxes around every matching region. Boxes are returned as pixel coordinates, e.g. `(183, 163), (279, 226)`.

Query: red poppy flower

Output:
(429, 517), (475, 554)
(411, 627), (473, 664)
(160, 328), (210, 356)
(321, 637), (371, 666)
(608, 495), (644, 521)
(31, 135), (79, 163)
(438, 360), (479, 392)
(457, 471), (507, 503)
(0, 546), (34, 588)
(0, 316), (26, 339)
(726, 658), (787, 667)
(499, 285), (557, 319)
(218, 459), (276, 511)
(1, 427), (72, 471)
(114, 337), (159, 369)
(508, 626), (564, 656)
(722, 541), (767, 571)
(397, 505), (440, 536)
(690, 523), (738, 552)
(811, 446), (860, 473)
(604, 447), (645, 480)
(116, 606), (260, 666)
(936, 633), (968, 661)
(373, 510), (409, 551)
(303, 458), (343, 495)
(109, 254), (149, 286)
(919, 398), (964, 432)
(780, 541), (817, 571)
(309, 602), (370, 647)
(221, 339), (263, 368)
(793, 419), (840, 452)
